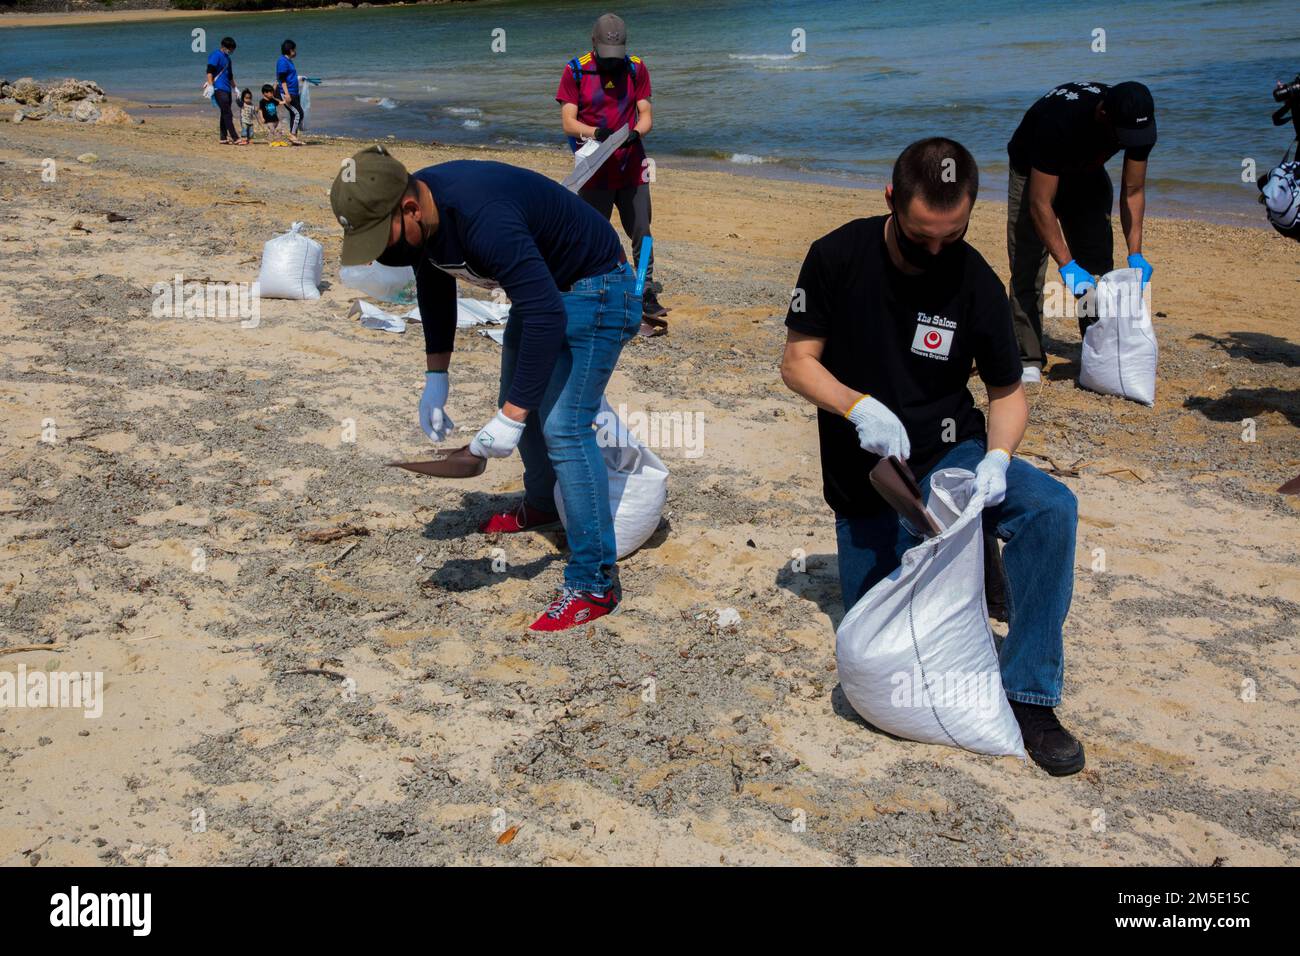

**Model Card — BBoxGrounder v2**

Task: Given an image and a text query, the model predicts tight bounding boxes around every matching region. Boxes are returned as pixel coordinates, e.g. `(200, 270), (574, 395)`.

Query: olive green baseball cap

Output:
(330, 144), (410, 266)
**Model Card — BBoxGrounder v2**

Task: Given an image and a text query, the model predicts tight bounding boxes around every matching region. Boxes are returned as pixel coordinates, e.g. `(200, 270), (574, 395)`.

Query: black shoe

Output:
(1009, 701), (1085, 776)
(642, 291), (668, 319)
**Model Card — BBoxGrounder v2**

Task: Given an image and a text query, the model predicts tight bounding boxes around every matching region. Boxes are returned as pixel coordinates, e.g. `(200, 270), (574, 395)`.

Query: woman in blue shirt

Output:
(205, 36), (238, 144)
(276, 39), (304, 145)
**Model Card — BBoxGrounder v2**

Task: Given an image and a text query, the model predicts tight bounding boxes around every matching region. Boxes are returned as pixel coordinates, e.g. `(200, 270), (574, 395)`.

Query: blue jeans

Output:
(499, 262), (640, 593)
(835, 438), (1077, 706)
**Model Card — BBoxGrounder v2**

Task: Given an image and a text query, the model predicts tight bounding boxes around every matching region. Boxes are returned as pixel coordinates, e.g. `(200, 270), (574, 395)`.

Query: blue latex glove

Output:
(1059, 259), (1095, 297)
(1127, 252), (1153, 286)
(419, 370), (455, 442)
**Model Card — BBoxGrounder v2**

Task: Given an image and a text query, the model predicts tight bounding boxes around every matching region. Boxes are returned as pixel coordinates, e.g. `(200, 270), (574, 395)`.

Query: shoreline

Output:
(97, 97), (1270, 229)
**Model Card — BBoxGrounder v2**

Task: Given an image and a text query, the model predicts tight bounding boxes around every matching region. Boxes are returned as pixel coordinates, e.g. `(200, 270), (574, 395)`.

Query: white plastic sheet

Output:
(554, 398), (668, 559)
(1078, 267), (1157, 406)
(347, 300), (416, 333)
(257, 222), (323, 300)
(836, 468), (1026, 758)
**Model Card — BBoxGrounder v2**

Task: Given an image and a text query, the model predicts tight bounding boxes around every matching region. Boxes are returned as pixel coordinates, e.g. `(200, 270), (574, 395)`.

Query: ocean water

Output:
(4, 0), (1298, 224)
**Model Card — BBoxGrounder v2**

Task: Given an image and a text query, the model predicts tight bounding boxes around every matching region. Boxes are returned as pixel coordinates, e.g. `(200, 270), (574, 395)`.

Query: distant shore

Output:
(0, 8), (234, 28)
(0, 2), (467, 29)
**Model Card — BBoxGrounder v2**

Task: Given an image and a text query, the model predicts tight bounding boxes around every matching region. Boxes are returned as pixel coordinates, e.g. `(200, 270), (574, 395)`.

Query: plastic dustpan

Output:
(387, 444), (486, 478)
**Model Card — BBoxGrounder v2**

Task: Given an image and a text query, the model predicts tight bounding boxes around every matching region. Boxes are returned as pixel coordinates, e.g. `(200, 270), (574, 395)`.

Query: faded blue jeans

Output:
(499, 262), (641, 594)
(835, 438), (1078, 706)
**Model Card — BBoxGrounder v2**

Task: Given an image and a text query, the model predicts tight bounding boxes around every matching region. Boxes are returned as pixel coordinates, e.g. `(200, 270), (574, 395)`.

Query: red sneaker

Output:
(529, 587), (620, 632)
(478, 502), (560, 534)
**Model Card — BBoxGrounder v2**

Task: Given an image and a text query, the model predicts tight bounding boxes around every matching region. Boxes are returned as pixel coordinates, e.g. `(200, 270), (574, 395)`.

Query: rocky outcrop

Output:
(0, 77), (134, 125)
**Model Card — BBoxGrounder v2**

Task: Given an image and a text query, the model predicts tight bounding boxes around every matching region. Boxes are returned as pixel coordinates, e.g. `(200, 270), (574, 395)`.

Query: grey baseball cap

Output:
(592, 13), (627, 58)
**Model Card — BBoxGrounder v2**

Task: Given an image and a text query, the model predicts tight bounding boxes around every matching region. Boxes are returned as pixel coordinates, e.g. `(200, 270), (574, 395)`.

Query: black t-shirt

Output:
(257, 99), (279, 123)
(1007, 81), (1154, 177)
(785, 216), (1022, 517)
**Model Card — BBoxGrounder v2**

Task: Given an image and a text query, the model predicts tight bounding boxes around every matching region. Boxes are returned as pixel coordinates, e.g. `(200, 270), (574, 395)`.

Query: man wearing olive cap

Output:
(1006, 81), (1158, 383)
(331, 147), (641, 631)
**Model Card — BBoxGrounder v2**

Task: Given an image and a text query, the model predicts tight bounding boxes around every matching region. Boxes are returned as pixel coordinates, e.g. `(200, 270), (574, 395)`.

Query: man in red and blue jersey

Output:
(557, 13), (668, 333)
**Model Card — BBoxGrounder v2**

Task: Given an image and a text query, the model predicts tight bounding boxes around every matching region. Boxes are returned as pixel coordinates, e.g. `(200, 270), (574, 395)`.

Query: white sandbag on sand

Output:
(1078, 267), (1157, 406)
(257, 222), (323, 300)
(554, 398), (668, 559)
(836, 468), (1026, 758)
(338, 261), (414, 302)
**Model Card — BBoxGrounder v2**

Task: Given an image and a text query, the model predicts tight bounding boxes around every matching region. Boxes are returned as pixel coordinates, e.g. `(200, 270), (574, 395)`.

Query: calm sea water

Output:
(4, 0), (1298, 224)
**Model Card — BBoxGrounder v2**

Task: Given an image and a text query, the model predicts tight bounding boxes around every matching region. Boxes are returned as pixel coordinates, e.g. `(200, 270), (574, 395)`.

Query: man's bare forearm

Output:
(781, 354), (862, 417)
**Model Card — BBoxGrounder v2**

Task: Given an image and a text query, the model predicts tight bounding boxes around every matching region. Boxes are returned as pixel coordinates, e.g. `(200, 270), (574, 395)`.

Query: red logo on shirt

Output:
(923, 330), (943, 350)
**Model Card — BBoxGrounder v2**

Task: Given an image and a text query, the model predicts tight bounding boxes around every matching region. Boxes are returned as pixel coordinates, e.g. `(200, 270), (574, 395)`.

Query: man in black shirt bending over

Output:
(781, 138), (1084, 776)
(1007, 81), (1157, 383)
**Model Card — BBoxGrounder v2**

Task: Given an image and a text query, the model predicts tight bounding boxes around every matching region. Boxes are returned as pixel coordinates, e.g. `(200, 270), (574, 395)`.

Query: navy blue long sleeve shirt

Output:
(383, 160), (623, 410)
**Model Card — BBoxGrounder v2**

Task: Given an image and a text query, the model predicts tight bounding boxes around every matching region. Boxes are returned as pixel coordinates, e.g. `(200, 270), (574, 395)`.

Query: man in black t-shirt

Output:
(782, 138), (1084, 776)
(1006, 81), (1157, 382)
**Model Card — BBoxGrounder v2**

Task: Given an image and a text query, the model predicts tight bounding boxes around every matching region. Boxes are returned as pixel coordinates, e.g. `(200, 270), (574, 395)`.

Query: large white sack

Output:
(338, 261), (414, 301)
(836, 468), (1026, 758)
(554, 398), (668, 559)
(258, 221), (324, 300)
(1078, 267), (1157, 406)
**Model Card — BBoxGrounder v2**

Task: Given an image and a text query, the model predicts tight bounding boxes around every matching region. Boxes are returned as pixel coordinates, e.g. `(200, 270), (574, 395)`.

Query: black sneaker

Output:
(1009, 701), (1085, 776)
(642, 291), (668, 319)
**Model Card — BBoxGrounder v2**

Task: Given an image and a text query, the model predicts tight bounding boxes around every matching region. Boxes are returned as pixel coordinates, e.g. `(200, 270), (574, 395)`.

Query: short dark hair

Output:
(281, 39), (296, 55)
(221, 37), (236, 50)
(261, 84), (275, 94)
(891, 137), (979, 214)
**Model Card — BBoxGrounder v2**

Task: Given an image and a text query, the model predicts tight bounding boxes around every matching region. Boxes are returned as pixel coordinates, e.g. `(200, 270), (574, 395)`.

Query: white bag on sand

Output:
(339, 261), (414, 302)
(836, 469), (1025, 758)
(1078, 267), (1157, 406)
(257, 222), (324, 300)
(554, 398), (668, 559)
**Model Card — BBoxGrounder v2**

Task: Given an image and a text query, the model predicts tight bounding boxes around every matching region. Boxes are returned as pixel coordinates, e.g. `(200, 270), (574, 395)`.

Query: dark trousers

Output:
(579, 182), (654, 285)
(214, 89), (237, 142)
(285, 94), (303, 135)
(1006, 167), (1114, 369)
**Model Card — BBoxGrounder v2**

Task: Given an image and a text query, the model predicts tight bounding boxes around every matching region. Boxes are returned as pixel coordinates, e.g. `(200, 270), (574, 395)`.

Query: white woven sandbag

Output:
(1078, 267), (1157, 406)
(836, 468), (1025, 758)
(554, 398), (668, 559)
(338, 261), (414, 301)
(258, 221), (323, 300)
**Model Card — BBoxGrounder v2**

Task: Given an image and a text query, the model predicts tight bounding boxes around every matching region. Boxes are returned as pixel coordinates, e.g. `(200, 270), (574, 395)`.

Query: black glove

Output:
(624, 129), (641, 147)
(593, 126), (612, 142)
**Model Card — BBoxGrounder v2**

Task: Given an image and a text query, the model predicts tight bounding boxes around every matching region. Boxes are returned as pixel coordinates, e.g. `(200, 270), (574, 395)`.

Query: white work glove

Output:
(419, 371), (455, 442)
(469, 410), (526, 459)
(845, 395), (910, 460)
(974, 448), (1011, 507)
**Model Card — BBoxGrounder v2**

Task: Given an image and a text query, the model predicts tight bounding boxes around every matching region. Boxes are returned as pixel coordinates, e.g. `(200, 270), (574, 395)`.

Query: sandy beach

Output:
(0, 103), (1297, 867)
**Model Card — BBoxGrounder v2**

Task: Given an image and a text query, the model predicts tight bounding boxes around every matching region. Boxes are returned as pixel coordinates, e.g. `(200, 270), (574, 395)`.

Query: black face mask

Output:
(379, 212), (423, 267)
(891, 215), (966, 272)
(596, 55), (627, 75)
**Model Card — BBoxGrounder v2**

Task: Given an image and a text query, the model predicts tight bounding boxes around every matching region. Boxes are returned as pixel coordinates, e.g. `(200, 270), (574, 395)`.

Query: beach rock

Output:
(96, 105), (134, 126)
(11, 110), (23, 124)
(7, 78), (44, 106)
(77, 153), (98, 164)
(44, 79), (105, 115)
(73, 100), (102, 123)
